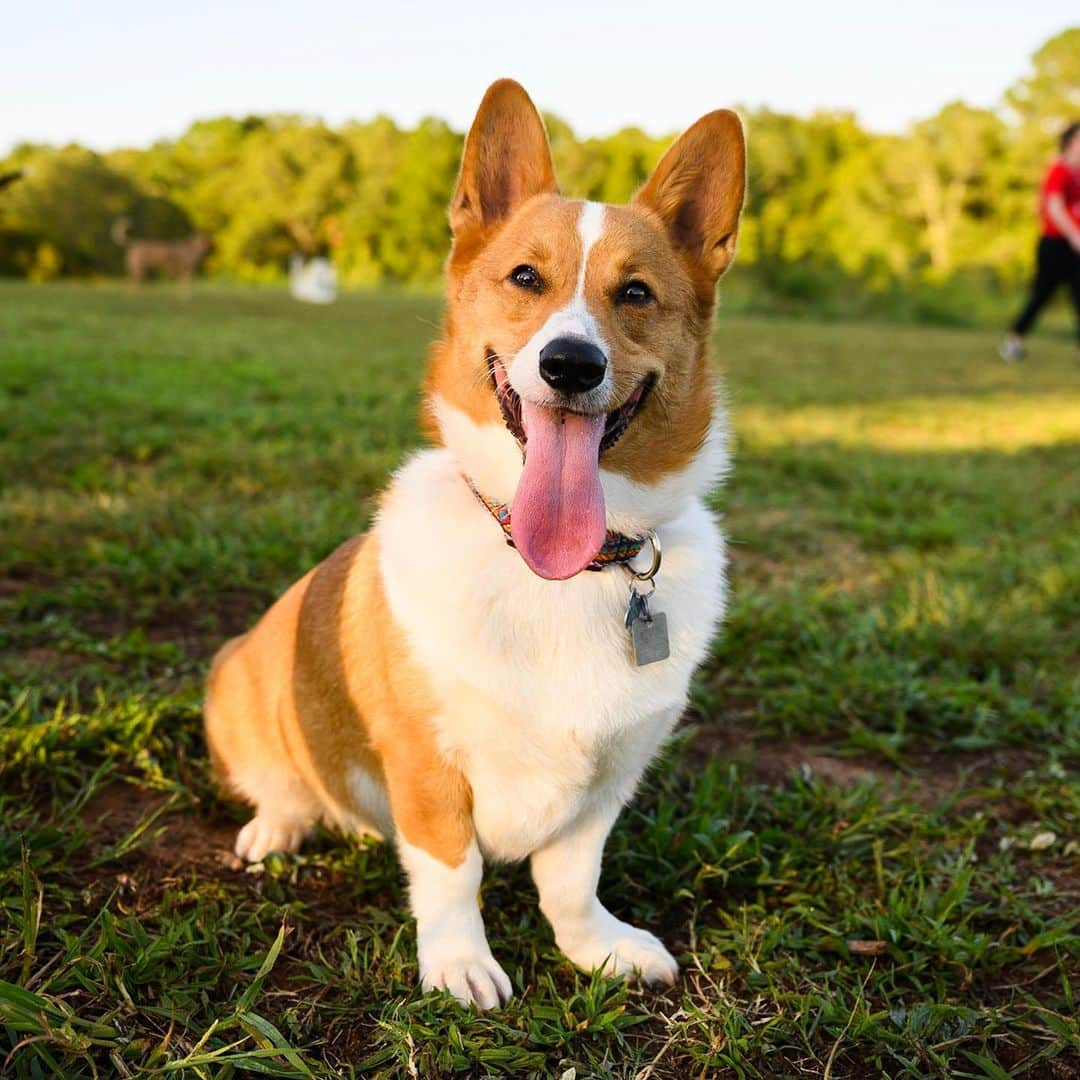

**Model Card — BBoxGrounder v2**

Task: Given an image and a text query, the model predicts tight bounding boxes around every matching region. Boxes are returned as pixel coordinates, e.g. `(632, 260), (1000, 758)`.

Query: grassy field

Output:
(1, 280), (1078, 1079)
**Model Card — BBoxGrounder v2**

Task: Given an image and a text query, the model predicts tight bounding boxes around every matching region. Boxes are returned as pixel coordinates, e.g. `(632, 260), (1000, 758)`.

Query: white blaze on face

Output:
(575, 200), (606, 297)
(507, 201), (611, 409)
(505, 201), (616, 580)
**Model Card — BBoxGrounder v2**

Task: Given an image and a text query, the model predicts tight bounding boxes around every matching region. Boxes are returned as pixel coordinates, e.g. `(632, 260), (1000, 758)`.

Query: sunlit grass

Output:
(1, 281), (1077, 1078)
(738, 393), (1080, 451)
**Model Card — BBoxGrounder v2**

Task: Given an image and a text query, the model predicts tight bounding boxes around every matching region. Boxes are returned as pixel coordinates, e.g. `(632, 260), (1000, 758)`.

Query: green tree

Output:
(1, 26), (1077, 299)
(881, 103), (1007, 276)
(1006, 28), (1080, 145)
(2, 146), (144, 278)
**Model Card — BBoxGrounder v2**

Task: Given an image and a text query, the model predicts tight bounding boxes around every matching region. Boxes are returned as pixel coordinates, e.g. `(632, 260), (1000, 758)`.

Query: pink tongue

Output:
(511, 401), (607, 580)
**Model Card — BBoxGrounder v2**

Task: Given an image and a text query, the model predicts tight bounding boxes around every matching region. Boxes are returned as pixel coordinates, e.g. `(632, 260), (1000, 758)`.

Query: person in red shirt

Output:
(1001, 121), (1080, 361)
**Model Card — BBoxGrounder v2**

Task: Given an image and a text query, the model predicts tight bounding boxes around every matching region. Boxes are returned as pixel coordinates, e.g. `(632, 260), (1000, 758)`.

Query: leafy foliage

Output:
(1, 30), (1077, 310)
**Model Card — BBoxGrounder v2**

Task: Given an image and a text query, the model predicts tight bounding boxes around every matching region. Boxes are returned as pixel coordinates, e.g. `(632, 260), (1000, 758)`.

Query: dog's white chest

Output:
(377, 450), (726, 861)
(437, 689), (616, 859)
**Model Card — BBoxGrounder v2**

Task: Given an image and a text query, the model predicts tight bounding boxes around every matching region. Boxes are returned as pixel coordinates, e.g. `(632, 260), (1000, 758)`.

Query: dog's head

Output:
(425, 79), (745, 580)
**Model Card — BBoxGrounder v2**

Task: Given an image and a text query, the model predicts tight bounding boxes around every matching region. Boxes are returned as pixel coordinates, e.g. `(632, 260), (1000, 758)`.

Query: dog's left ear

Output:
(450, 79), (558, 238)
(634, 110), (746, 281)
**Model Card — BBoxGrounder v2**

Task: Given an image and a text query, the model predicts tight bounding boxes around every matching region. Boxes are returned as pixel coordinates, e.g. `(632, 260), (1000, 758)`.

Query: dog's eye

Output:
(509, 265), (543, 291)
(616, 280), (653, 306)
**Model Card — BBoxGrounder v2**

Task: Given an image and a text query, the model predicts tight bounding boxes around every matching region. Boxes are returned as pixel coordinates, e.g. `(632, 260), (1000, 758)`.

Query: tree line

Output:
(0, 29), (1076, 307)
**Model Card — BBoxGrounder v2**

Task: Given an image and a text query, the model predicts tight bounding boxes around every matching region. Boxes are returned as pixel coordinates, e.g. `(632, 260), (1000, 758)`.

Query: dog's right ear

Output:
(450, 80), (558, 239)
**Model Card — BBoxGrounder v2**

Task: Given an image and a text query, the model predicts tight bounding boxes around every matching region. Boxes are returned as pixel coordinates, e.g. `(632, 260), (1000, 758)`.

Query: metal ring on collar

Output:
(630, 530), (662, 582)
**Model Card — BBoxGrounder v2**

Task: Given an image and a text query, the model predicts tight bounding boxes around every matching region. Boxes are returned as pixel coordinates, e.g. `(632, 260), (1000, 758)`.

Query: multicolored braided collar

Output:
(464, 477), (645, 571)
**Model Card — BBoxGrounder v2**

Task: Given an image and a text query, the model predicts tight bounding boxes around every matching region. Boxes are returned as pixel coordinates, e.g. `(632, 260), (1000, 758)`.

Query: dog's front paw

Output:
(420, 947), (512, 1010)
(560, 919), (678, 985)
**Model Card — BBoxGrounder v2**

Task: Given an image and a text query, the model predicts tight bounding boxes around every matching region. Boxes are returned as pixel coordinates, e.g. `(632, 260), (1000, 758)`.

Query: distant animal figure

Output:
(289, 254), (338, 304)
(112, 219), (210, 296)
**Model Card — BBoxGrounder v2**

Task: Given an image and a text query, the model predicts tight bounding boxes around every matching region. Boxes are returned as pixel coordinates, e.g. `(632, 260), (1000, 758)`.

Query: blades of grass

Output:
(25, 887), (120, 993)
(180, 1016), (223, 1060)
(161, 1032), (313, 1075)
(960, 1049), (1013, 1079)
(88, 790), (180, 867)
(936, 859), (975, 922)
(60, 757), (114, 818)
(0, 978), (121, 1042)
(18, 842), (43, 986)
(235, 918), (287, 1012)
(237, 1011), (315, 1077)
(0, 978), (72, 1031)
(2, 1034), (64, 1078)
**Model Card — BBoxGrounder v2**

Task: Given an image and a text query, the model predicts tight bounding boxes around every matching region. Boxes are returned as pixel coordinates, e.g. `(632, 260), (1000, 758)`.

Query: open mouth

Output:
(486, 350), (654, 454)
(481, 349), (655, 580)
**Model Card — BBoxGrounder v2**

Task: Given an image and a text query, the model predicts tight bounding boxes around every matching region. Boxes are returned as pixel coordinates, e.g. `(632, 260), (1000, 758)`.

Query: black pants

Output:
(1012, 236), (1080, 344)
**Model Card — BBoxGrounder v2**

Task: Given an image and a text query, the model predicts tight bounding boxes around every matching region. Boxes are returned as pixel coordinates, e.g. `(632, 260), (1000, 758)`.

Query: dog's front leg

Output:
(531, 801), (678, 985)
(398, 837), (510, 1008)
(385, 746), (511, 1009)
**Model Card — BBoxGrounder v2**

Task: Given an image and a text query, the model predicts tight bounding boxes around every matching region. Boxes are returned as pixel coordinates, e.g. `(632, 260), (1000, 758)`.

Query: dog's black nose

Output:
(538, 336), (607, 395)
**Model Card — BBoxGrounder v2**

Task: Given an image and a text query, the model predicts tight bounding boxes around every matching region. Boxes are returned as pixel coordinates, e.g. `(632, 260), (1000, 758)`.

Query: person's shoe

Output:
(998, 336), (1025, 362)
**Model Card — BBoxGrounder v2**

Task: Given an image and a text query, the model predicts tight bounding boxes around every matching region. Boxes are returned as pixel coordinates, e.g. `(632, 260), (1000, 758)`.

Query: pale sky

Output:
(3, 1), (1076, 153)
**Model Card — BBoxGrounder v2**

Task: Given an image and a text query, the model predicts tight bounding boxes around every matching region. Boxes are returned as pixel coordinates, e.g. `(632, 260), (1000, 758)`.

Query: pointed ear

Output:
(633, 109), (746, 280)
(450, 79), (558, 237)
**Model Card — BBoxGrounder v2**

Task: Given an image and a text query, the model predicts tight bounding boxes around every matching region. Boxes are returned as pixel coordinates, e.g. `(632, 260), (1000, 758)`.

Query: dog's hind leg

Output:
(205, 635), (322, 862)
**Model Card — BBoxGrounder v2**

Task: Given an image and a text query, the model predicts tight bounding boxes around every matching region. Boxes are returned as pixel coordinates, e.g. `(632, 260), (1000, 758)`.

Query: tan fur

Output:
(206, 532), (474, 865)
(120, 233), (210, 293)
(206, 80), (745, 881)
(449, 79), (559, 262)
(423, 195), (584, 435)
(424, 195), (717, 484)
(426, 194), (737, 487)
(634, 110), (746, 287)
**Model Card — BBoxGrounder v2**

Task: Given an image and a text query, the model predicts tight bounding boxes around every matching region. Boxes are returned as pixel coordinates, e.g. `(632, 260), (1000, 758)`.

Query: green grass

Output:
(1, 280), (1078, 1079)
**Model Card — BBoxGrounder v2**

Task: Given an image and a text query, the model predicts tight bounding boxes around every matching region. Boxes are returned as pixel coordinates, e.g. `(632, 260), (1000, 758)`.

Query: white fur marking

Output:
(508, 201), (612, 409)
(377, 448), (726, 864)
(344, 763), (393, 841)
(576, 200), (606, 298)
(234, 817), (308, 862)
(532, 794), (678, 983)
(399, 837), (511, 1009)
(229, 766), (320, 862)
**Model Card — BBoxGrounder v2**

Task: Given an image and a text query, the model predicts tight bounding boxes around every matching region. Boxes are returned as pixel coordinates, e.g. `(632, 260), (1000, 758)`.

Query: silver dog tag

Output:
(632, 611), (670, 666)
(625, 586), (670, 667)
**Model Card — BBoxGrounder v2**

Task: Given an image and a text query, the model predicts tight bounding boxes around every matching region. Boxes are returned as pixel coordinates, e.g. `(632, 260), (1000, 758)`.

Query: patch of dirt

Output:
(7, 646), (86, 677)
(908, 745), (1044, 793)
(0, 577), (26, 599)
(80, 782), (236, 873)
(77, 585), (267, 661)
(74, 781), (393, 924)
(994, 1046), (1080, 1080)
(147, 587), (266, 650)
(755, 746), (881, 787)
(684, 718), (1080, 904)
(683, 715), (881, 788)
(0, 565), (61, 591)
(684, 716), (1061, 806)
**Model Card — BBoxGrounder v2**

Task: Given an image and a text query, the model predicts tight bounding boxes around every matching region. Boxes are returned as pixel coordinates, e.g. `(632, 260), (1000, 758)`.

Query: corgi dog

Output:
(205, 79), (745, 1009)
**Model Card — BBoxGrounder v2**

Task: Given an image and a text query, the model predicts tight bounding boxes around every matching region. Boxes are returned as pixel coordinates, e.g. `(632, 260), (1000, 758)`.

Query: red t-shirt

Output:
(1040, 159), (1080, 237)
